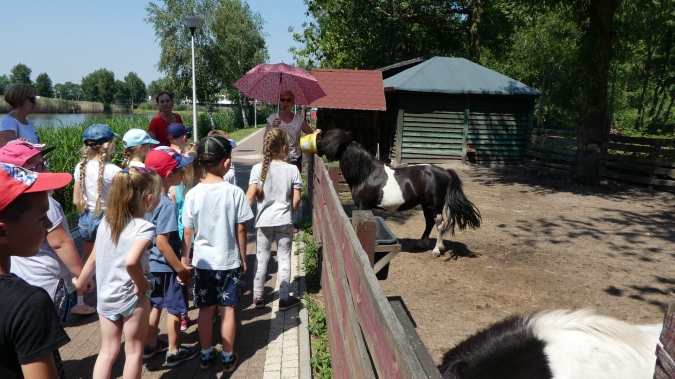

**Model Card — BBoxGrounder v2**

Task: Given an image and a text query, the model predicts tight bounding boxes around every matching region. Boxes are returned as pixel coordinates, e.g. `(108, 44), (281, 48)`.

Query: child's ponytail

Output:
(105, 167), (162, 244)
(257, 128), (290, 201)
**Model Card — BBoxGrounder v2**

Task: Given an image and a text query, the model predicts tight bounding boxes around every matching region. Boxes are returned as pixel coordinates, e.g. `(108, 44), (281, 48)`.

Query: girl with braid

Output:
(121, 129), (159, 169)
(73, 124), (122, 280)
(246, 128), (303, 311)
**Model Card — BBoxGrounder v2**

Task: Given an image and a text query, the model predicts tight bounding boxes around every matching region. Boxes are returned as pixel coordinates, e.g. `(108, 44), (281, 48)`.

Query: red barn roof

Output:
(309, 69), (386, 111)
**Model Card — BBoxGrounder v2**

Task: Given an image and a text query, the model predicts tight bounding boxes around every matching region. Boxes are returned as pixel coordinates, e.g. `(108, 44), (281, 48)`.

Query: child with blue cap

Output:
(166, 123), (192, 154)
(122, 129), (160, 169)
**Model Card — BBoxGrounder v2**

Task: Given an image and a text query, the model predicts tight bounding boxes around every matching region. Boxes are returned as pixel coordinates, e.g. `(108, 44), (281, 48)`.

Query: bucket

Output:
(300, 133), (321, 153)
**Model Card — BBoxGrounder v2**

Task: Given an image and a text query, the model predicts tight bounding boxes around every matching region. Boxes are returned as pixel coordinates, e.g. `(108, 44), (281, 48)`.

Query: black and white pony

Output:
(316, 129), (481, 256)
(439, 309), (662, 379)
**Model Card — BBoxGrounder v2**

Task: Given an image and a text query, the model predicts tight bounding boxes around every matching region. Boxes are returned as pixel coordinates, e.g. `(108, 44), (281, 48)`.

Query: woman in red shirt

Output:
(147, 91), (183, 146)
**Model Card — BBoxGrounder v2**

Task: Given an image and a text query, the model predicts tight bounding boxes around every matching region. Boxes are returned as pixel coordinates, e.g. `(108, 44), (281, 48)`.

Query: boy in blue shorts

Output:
(181, 135), (253, 372)
(0, 163), (72, 379)
(143, 146), (198, 366)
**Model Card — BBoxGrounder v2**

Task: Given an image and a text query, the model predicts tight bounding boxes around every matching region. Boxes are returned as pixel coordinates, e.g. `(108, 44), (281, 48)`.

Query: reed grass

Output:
(0, 97), (129, 114)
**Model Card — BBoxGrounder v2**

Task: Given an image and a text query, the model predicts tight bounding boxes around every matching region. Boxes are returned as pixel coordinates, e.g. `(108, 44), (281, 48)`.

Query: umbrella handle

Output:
(277, 72), (282, 113)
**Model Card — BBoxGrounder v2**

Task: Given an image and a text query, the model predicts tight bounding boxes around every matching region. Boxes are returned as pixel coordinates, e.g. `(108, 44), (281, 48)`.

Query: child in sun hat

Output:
(0, 140), (96, 319)
(143, 146), (199, 366)
(0, 162), (73, 379)
(73, 124), (122, 267)
(122, 129), (160, 169)
(181, 135), (253, 372)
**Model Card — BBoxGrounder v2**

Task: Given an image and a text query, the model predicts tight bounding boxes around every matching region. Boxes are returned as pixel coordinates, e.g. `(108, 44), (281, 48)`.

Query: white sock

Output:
(202, 346), (214, 355)
(77, 296), (84, 305)
(222, 350), (232, 360)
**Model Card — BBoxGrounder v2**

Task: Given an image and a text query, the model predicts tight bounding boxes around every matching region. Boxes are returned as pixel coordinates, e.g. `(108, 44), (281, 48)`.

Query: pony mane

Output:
(527, 309), (661, 360)
(316, 128), (382, 186)
(316, 128), (353, 161)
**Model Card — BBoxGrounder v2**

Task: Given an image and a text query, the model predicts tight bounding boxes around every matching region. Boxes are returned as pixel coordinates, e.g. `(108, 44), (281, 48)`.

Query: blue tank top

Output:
(175, 184), (186, 240)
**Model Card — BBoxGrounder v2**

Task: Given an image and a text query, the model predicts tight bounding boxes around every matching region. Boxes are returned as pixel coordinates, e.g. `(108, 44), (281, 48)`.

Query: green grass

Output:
(304, 293), (332, 379)
(228, 126), (262, 142)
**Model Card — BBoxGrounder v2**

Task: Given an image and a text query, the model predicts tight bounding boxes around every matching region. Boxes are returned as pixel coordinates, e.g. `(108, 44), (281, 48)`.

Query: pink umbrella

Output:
(233, 63), (326, 106)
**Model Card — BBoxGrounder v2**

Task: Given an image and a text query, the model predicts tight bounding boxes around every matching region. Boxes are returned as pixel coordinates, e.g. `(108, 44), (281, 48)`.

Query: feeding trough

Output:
(350, 215), (401, 280)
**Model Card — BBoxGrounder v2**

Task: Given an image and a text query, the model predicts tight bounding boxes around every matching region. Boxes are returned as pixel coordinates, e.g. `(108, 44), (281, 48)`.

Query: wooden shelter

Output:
(382, 57), (541, 164)
(309, 69), (387, 156)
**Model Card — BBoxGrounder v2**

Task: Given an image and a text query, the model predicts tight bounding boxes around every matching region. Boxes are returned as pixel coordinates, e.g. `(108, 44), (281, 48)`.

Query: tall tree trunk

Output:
(573, 0), (618, 186)
(662, 89), (675, 124)
(240, 99), (249, 128)
(469, 0), (482, 62)
(207, 102), (216, 130)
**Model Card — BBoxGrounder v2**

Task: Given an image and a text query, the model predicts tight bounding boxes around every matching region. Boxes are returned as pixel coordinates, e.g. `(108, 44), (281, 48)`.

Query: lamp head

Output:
(182, 16), (202, 32)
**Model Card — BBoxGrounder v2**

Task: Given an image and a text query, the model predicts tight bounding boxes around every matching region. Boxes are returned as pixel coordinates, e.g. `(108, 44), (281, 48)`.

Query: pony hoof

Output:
(432, 249), (441, 258)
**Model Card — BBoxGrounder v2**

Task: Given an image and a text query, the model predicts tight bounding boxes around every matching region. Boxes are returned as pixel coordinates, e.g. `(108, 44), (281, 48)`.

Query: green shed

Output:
(382, 57), (541, 164)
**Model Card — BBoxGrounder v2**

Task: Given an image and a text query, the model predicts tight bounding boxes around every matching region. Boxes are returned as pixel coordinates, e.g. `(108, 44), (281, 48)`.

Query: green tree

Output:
(34, 73), (53, 97)
(54, 82), (83, 101)
(124, 72), (147, 106)
(147, 77), (184, 101)
(113, 80), (131, 104)
(9, 63), (32, 86)
(0, 75), (9, 95)
(81, 69), (116, 103)
(146, 0), (268, 128)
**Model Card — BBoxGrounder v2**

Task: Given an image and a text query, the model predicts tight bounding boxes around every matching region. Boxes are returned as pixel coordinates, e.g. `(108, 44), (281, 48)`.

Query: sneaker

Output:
(278, 296), (301, 311)
(200, 348), (216, 370)
(254, 298), (265, 309)
(143, 340), (169, 359)
(70, 302), (96, 315)
(165, 345), (199, 367)
(221, 351), (239, 373)
(180, 315), (189, 331)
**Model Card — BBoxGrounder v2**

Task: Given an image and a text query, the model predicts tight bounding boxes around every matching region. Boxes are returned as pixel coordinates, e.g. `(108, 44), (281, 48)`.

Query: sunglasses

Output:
(27, 96), (37, 104)
(280, 98), (293, 103)
(28, 158), (50, 172)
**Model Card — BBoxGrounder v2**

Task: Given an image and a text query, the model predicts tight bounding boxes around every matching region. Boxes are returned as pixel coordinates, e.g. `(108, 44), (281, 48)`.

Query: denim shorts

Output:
(78, 210), (103, 242)
(150, 272), (188, 315)
(193, 268), (245, 308)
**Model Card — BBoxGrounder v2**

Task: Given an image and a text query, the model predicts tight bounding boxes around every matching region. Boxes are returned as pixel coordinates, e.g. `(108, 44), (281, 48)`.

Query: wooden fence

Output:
(526, 128), (675, 187)
(309, 155), (442, 379)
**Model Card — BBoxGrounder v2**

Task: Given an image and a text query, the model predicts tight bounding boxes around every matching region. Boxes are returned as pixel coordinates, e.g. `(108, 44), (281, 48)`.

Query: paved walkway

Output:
(60, 128), (309, 378)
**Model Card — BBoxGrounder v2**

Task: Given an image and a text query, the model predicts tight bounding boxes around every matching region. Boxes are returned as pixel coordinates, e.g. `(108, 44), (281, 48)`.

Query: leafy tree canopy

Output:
(9, 63), (32, 86)
(0, 75), (9, 95)
(54, 82), (83, 101)
(81, 69), (116, 103)
(35, 73), (53, 97)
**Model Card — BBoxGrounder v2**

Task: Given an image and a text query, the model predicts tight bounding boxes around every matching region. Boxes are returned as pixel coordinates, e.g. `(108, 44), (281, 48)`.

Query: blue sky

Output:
(0, 0), (313, 86)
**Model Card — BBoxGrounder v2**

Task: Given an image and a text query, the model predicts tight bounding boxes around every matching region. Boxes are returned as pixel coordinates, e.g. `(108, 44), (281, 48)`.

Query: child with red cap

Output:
(143, 146), (199, 366)
(0, 141), (96, 318)
(0, 162), (73, 379)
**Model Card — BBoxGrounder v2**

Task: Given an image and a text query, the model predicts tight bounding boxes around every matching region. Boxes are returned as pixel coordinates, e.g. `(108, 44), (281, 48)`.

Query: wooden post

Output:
(394, 93), (405, 164)
(352, 210), (376, 268)
(307, 153), (315, 221)
(327, 164), (340, 194)
(654, 302), (675, 378)
(462, 96), (470, 164)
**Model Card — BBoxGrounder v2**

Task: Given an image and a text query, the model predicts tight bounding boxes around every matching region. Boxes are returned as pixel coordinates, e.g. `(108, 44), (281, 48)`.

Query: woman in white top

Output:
(0, 83), (40, 147)
(265, 90), (321, 173)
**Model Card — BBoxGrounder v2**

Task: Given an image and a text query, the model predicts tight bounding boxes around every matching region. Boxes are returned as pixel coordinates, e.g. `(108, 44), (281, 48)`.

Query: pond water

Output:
(0, 113), (155, 128)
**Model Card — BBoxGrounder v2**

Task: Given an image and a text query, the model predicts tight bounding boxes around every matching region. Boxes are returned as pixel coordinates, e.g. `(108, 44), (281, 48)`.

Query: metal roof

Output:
(383, 57), (541, 96)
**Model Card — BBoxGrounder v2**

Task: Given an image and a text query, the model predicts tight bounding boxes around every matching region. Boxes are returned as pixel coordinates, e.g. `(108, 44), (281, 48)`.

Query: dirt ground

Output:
(339, 163), (675, 365)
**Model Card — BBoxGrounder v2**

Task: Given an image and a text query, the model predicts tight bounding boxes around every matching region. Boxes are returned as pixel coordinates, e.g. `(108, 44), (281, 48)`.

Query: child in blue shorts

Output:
(181, 135), (253, 373)
(143, 146), (198, 366)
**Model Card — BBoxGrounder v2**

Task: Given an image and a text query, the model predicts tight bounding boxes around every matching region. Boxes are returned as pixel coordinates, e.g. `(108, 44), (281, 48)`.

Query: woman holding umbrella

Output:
(266, 90), (321, 172)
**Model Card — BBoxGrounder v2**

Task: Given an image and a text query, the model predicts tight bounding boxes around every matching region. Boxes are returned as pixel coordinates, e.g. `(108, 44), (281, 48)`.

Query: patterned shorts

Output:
(193, 268), (245, 308)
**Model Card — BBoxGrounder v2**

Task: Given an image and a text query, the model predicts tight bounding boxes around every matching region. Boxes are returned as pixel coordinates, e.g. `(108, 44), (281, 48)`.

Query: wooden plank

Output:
(404, 114), (465, 121)
(600, 169), (675, 187)
(374, 244), (403, 253)
(402, 143), (464, 150)
(527, 143), (576, 156)
(402, 136), (464, 143)
(603, 142), (675, 156)
(402, 150), (463, 157)
(602, 153), (675, 168)
(389, 298), (443, 379)
(395, 95), (404, 164)
(531, 128), (576, 136)
(527, 98), (535, 134)
(322, 206), (377, 379)
(608, 134), (675, 147)
(468, 132), (527, 139)
(327, 164), (340, 194)
(528, 160), (572, 171)
(530, 135), (577, 146)
(322, 261), (351, 379)
(468, 140), (526, 147)
(353, 211), (377, 268)
(404, 158), (463, 164)
(403, 131), (467, 138)
(526, 149), (577, 162)
(655, 302), (675, 378)
(601, 160), (675, 178)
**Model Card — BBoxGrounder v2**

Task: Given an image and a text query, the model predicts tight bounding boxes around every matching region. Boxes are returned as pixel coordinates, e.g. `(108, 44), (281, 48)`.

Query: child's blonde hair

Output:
(105, 167), (162, 244)
(77, 140), (116, 216)
(207, 130), (230, 139)
(257, 128), (289, 201)
(180, 142), (201, 198)
(121, 145), (146, 169)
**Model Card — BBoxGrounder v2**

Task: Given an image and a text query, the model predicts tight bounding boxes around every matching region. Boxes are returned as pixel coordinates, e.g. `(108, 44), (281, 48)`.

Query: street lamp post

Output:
(182, 16), (202, 142)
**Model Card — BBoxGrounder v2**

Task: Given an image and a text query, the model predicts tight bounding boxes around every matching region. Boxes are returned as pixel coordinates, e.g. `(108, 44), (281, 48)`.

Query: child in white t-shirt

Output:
(246, 128), (302, 310)
(181, 135), (253, 372)
(74, 167), (162, 379)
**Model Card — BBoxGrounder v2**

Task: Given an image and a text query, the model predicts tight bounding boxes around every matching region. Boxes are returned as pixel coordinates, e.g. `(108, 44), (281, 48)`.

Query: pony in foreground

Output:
(316, 129), (481, 255)
(440, 309), (662, 379)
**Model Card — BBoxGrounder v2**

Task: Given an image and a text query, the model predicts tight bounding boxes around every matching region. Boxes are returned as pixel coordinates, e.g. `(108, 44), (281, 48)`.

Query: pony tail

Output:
(105, 171), (134, 244)
(121, 147), (132, 169)
(77, 151), (88, 214)
(257, 154), (270, 201)
(94, 151), (106, 217)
